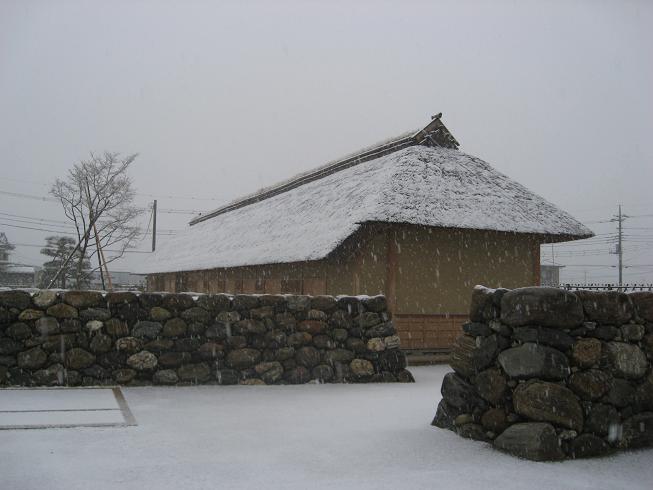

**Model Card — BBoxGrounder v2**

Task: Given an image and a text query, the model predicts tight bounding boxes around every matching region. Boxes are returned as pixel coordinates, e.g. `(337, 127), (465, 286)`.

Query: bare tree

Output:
(51, 152), (142, 288)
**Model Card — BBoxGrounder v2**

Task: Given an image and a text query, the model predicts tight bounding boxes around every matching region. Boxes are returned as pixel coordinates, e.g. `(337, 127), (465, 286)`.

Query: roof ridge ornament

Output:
(413, 113), (459, 149)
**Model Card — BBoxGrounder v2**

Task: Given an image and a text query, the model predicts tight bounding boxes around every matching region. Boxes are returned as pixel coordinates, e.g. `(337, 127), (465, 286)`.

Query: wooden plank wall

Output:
(394, 313), (468, 350)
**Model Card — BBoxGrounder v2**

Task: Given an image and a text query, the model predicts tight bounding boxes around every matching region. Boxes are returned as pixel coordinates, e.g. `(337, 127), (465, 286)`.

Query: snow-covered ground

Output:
(1, 365), (651, 490)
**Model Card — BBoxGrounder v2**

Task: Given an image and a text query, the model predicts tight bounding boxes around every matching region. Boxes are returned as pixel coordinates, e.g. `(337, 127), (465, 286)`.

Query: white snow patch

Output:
(0, 366), (650, 490)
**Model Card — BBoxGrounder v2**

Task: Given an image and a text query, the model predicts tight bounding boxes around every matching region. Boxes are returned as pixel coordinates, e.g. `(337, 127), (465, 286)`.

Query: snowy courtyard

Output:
(1, 365), (651, 490)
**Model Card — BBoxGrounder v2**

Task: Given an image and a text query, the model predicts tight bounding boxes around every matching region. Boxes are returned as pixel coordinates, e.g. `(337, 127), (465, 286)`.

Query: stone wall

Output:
(432, 286), (653, 461)
(0, 289), (414, 387)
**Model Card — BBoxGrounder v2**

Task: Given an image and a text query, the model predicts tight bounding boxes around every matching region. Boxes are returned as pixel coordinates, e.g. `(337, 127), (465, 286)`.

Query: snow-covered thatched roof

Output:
(139, 116), (592, 274)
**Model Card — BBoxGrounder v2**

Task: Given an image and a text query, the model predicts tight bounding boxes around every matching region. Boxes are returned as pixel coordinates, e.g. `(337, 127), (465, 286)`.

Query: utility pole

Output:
(618, 205), (623, 287)
(152, 200), (157, 252)
(611, 205), (627, 287)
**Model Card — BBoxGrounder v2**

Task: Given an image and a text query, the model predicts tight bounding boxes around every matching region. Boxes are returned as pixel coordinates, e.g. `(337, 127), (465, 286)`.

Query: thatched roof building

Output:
(141, 114), (592, 351)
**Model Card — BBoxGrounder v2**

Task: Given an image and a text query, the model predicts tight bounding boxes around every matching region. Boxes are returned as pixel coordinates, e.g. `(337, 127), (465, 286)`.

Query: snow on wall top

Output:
(138, 145), (593, 274)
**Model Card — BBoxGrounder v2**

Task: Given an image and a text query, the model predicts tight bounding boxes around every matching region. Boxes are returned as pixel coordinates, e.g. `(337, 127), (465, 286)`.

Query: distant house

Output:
(139, 115), (592, 351)
(0, 233), (38, 288)
(0, 232), (13, 268)
(0, 265), (38, 288)
(541, 264), (565, 286)
(89, 271), (146, 291)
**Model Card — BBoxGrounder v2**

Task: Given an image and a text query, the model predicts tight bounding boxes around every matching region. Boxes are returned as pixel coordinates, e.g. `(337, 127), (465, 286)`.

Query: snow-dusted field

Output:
(1, 365), (651, 490)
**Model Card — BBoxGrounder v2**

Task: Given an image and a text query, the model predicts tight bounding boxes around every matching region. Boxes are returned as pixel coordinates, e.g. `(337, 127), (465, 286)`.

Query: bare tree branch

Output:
(50, 152), (142, 289)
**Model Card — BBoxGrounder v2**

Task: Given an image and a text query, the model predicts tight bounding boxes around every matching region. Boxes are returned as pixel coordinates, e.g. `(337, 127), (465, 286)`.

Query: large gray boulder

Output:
(227, 348), (261, 369)
(497, 343), (569, 380)
(162, 318), (187, 337)
(441, 372), (485, 412)
(449, 334), (498, 378)
(494, 423), (565, 461)
(158, 351), (191, 368)
(349, 359), (375, 378)
(126, 350), (158, 371)
(604, 378), (636, 408)
(33, 363), (66, 386)
(6, 322), (32, 340)
(196, 294), (231, 312)
(153, 369), (179, 385)
(65, 348), (96, 370)
(629, 292), (653, 322)
(469, 286), (498, 323)
(32, 290), (58, 309)
(474, 367), (507, 405)
(35, 317), (60, 336)
(62, 291), (104, 308)
(513, 381), (583, 431)
(575, 290), (633, 325)
(180, 307), (211, 324)
(161, 293), (195, 312)
(500, 287), (584, 328)
(571, 338), (602, 368)
(568, 369), (611, 401)
(431, 399), (463, 430)
(0, 338), (22, 355)
(17, 347), (48, 370)
(604, 342), (648, 379)
(585, 403), (620, 436)
(255, 361), (284, 384)
(47, 303), (78, 319)
(0, 290), (32, 309)
(177, 362), (211, 382)
(512, 326), (574, 351)
(132, 321), (163, 340)
(295, 346), (321, 368)
(149, 307), (172, 322)
(569, 434), (611, 459)
(619, 412), (653, 449)
(284, 366), (311, 384)
(115, 337), (143, 353)
(89, 334), (113, 354)
(105, 291), (137, 305)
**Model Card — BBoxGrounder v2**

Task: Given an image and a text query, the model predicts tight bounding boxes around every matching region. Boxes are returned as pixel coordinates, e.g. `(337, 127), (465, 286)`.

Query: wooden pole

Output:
(152, 200), (157, 252)
(93, 225), (106, 290)
(93, 222), (113, 291)
(385, 228), (398, 314)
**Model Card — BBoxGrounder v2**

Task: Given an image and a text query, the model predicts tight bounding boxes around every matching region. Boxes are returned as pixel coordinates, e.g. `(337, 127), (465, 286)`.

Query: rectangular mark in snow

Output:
(0, 387), (136, 430)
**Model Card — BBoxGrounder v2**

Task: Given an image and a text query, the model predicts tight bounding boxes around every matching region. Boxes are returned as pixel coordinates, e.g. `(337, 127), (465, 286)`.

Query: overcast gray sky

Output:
(1, 0), (652, 283)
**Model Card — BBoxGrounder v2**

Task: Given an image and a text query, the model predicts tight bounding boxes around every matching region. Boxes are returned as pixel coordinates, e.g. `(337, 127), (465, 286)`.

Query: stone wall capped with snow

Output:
(432, 286), (653, 461)
(0, 289), (414, 387)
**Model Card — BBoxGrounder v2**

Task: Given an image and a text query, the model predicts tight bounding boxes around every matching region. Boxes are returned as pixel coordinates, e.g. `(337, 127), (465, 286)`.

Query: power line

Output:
(0, 212), (71, 225)
(2, 177), (223, 201)
(0, 222), (77, 235)
(0, 216), (77, 229)
(10, 242), (153, 254)
(0, 211), (180, 233)
(0, 221), (178, 237)
(0, 188), (203, 215)
(0, 189), (58, 202)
